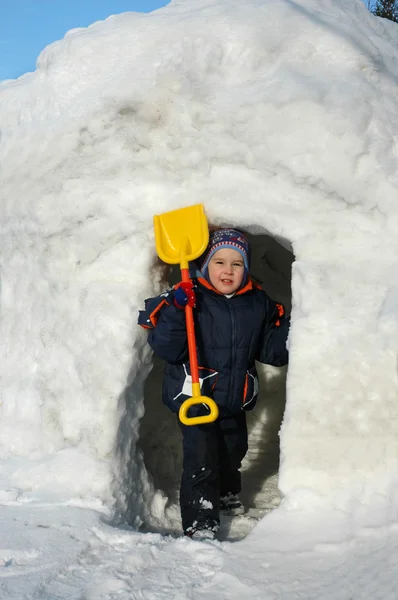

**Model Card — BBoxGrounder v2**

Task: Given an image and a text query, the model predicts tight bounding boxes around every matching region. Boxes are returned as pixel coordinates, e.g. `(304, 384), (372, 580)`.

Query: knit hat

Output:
(199, 229), (250, 286)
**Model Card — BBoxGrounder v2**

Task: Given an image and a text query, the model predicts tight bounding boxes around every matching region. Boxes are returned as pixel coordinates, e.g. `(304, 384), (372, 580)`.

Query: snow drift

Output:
(1, 0), (398, 532)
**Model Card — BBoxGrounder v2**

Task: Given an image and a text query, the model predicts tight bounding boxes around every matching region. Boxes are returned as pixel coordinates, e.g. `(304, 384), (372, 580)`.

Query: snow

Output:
(0, 0), (398, 597)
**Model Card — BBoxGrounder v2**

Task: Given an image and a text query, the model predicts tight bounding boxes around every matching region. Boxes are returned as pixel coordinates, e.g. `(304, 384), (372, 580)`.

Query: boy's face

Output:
(207, 248), (245, 294)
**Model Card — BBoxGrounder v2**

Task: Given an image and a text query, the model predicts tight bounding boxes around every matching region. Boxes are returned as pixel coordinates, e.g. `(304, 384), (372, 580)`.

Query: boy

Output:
(138, 229), (289, 540)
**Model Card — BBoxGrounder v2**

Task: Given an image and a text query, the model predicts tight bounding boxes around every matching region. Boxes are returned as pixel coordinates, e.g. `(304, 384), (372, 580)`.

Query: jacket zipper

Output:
(228, 300), (236, 403)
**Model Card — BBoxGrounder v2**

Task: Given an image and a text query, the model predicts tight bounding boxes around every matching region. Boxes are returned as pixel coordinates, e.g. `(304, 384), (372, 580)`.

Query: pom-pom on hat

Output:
(200, 228), (250, 286)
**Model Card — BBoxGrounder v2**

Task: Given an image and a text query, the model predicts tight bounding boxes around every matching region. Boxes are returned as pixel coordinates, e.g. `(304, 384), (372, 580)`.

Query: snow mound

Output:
(1, 0), (398, 533)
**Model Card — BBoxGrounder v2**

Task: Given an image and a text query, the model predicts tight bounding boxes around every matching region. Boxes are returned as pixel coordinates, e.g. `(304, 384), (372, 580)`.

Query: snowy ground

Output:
(1, 0), (398, 597)
(2, 503), (398, 599)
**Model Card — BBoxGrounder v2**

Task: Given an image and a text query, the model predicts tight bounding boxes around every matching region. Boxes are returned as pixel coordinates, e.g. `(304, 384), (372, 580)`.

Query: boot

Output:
(220, 493), (245, 516)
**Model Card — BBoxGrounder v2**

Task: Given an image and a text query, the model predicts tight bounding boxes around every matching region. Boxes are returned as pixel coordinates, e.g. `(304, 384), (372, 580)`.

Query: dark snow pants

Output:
(177, 412), (248, 535)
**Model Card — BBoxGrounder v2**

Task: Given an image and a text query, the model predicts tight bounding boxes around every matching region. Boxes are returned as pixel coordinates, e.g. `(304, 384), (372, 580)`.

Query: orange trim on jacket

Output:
(197, 277), (259, 296)
(144, 298), (170, 328)
(274, 303), (284, 326)
(243, 373), (249, 402)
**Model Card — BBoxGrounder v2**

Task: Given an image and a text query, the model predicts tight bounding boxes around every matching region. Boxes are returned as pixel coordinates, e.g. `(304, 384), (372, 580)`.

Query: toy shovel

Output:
(154, 204), (219, 426)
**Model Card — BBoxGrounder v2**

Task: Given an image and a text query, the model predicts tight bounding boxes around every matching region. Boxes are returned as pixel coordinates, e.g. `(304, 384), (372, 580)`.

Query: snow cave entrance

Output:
(137, 231), (293, 527)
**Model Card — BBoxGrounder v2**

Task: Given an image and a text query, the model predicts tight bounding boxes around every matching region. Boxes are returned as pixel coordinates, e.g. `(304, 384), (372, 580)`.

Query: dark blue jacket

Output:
(138, 277), (289, 416)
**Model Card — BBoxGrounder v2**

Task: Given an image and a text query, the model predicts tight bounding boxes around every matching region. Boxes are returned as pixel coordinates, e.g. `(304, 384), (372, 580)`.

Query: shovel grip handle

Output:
(179, 396), (219, 426)
(181, 268), (199, 385)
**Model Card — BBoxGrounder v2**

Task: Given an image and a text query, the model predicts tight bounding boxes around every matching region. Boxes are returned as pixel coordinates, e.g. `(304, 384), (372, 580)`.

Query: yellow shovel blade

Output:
(154, 204), (209, 265)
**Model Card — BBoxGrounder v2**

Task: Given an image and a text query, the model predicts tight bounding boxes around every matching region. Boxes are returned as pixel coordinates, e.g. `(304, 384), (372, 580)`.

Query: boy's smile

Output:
(207, 248), (245, 294)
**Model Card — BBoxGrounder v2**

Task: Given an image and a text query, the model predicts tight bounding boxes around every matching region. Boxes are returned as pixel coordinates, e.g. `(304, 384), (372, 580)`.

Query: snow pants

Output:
(178, 412), (248, 535)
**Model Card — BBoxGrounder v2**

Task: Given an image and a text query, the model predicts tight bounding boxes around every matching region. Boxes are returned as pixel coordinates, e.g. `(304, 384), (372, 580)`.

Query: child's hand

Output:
(174, 281), (196, 309)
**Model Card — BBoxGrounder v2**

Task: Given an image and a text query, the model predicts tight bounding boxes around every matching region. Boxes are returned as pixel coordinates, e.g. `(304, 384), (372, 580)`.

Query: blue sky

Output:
(0, 0), (373, 83)
(0, 0), (171, 82)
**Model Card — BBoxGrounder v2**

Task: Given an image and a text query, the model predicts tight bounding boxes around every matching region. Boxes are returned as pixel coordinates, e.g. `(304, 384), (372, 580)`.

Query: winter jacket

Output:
(138, 276), (289, 416)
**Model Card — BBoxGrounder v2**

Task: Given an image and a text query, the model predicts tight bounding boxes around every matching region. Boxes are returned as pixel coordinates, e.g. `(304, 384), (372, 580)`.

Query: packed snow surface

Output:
(1, 0), (398, 597)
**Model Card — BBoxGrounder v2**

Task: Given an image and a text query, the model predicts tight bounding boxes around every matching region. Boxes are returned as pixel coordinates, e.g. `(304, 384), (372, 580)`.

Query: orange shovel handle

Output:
(181, 268), (199, 385)
(178, 268), (219, 426)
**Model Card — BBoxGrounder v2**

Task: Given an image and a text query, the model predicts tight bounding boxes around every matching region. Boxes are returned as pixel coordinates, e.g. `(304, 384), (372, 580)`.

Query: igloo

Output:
(1, 0), (398, 539)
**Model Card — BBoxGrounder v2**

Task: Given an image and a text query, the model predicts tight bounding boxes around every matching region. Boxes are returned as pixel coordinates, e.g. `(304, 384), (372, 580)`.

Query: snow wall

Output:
(1, 0), (398, 529)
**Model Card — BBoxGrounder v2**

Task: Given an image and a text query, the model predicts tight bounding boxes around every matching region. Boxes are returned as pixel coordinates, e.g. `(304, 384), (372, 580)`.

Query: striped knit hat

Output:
(200, 229), (250, 286)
